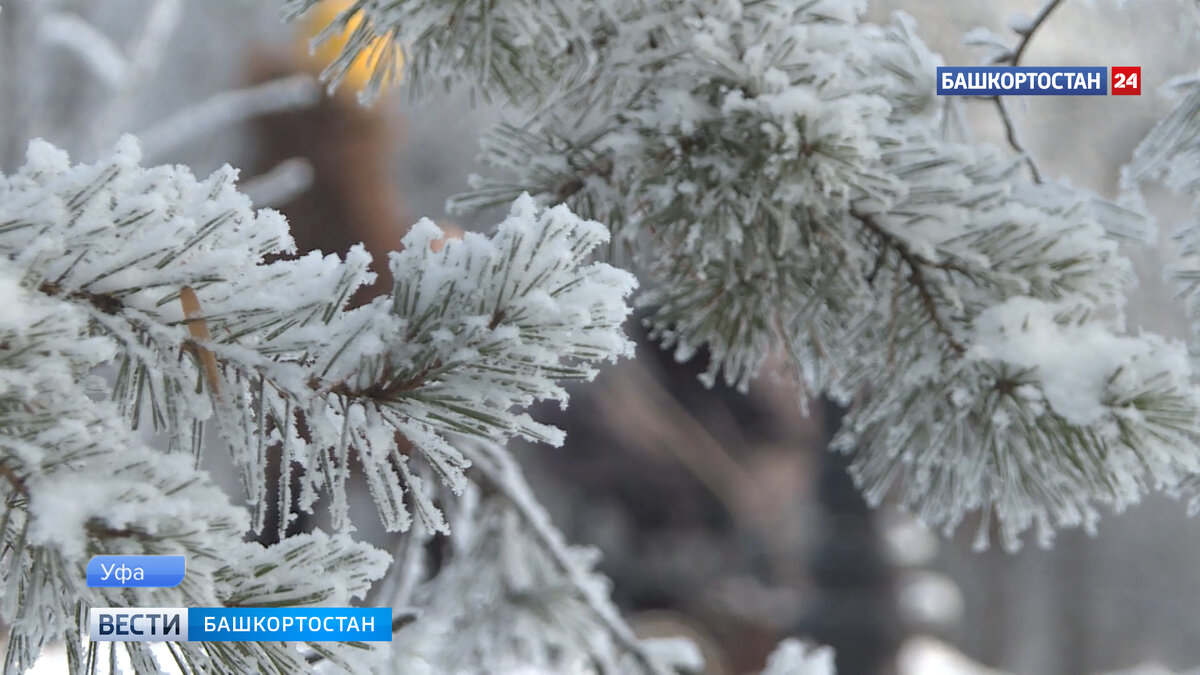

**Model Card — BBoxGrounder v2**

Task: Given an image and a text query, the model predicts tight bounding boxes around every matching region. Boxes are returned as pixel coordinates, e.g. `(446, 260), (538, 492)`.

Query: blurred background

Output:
(5, 1), (1200, 673)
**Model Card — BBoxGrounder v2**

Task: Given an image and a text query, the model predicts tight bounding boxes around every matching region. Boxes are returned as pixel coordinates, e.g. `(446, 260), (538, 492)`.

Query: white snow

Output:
(969, 297), (1190, 427)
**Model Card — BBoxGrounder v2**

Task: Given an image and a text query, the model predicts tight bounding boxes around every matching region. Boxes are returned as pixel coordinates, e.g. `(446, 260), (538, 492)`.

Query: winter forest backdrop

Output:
(3, 0), (1200, 674)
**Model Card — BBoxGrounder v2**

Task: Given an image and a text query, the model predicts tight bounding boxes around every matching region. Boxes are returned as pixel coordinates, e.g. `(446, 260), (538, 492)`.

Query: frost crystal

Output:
(0, 136), (641, 671)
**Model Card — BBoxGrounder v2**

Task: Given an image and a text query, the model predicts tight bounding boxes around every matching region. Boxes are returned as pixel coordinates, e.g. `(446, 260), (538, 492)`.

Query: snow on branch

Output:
(761, 639), (836, 675)
(446, 0), (1197, 547)
(0, 264), (231, 671)
(282, 0), (599, 102)
(0, 136), (362, 525)
(0, 137), (636, 543)
(1123, 74), (1200, 515)
(383, 441), (679, 675)
(1123, 74), (1200, 196)
(304, 195), (637, 533)
(0, 258), (389, 673)
(841, 296), (1200, 551)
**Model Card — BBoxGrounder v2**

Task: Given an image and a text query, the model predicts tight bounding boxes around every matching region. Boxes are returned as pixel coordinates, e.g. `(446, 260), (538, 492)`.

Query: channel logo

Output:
(88, 607), (393, 642)
(89, 609), (188, 642)
(936, 66), (1140, 96)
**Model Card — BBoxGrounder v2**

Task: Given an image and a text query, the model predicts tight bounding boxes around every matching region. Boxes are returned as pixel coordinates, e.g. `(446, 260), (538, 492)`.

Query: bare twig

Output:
(87, 0), (184, 152)
(595, 365), (761, 521)
(991, 0), (1066, 184)
(994, 96), (1042, 183)
(1009, 0), (1067, 68)
(39, 12), (128, 89)
(241, 158), (315, 208)
(138, 76), (321, 160)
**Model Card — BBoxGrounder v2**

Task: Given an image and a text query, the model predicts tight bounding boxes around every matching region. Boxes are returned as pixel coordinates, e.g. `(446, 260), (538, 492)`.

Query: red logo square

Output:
(1111, 66), (1141, 95)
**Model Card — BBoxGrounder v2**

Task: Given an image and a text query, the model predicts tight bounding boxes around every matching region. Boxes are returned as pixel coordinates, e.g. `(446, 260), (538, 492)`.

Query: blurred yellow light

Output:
(301, 0), (403, 94)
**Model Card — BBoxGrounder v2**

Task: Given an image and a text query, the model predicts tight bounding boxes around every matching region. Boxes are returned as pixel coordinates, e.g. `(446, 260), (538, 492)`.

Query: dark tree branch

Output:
(850, 208), (967, 355)
(990, 0), (1066, 184)
(1009, 0), (1067, 68)
(995, 96), (1043, 183)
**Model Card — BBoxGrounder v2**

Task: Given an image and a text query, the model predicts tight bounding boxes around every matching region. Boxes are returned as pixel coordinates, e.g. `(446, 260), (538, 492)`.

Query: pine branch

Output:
(282, 0), (600, 103)
(414, 0), (1190, 549)
(850, 208), (967, 355)
(471, 448), (670, 675)
(0, 254), (389, 674)
(4, 2), (1196, 672)
(386, 440), (673, 675)
(4, 136), (639, 548)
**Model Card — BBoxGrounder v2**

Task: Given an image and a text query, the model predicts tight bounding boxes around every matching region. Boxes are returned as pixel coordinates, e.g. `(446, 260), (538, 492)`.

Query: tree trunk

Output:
(798, 398), (903, 675)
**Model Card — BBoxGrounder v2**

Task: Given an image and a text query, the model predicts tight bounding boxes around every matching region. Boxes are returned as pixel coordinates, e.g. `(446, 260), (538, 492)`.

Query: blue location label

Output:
(87, 555), (186, 588)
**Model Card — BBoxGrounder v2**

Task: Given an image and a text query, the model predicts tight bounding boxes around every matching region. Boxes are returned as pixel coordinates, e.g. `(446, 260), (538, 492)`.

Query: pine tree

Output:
(1, 0), (1198, 673)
